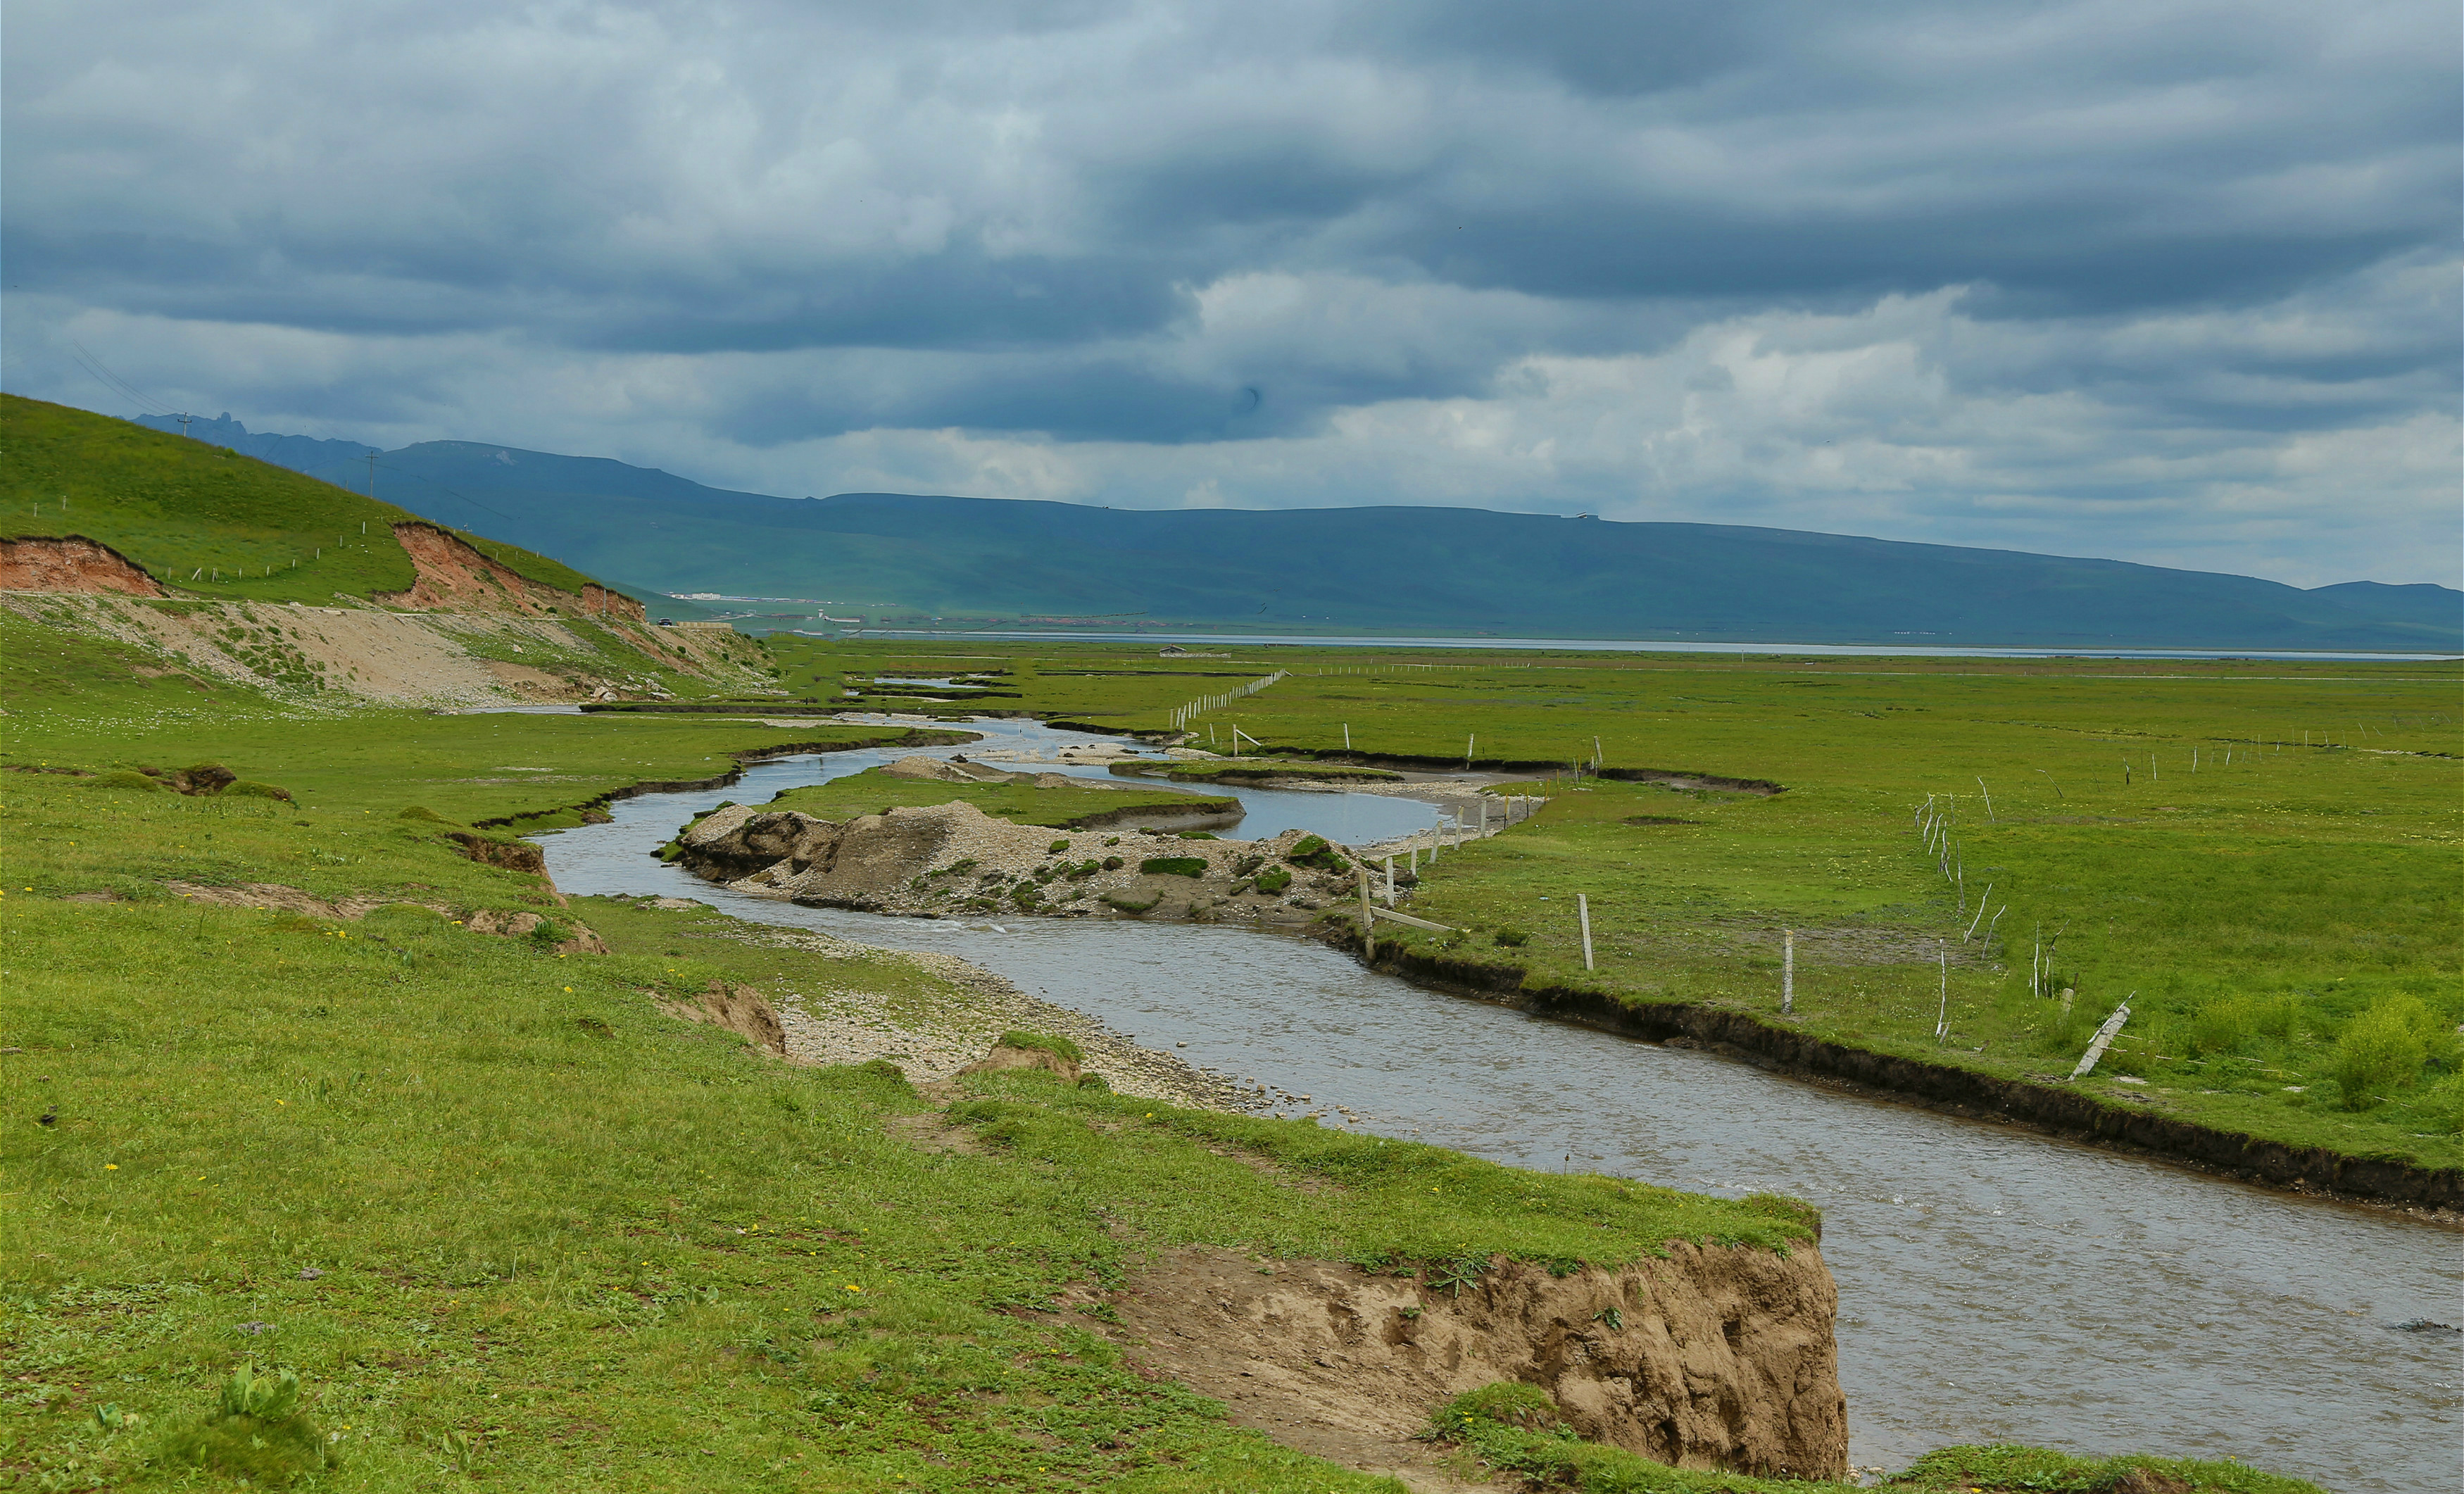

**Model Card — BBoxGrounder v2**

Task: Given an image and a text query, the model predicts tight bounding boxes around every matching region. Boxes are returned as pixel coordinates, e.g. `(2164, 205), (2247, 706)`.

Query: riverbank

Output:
(1339, 925), (2464, 1214)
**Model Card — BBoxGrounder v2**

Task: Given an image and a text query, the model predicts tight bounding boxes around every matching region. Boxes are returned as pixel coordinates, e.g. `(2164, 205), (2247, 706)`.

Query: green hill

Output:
(1, 396), (607, 605)
(303, 438), (2461, 652)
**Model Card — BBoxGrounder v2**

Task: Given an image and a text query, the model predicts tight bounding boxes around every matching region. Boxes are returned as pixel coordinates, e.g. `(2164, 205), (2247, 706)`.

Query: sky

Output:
(5, 0), (2457, 588)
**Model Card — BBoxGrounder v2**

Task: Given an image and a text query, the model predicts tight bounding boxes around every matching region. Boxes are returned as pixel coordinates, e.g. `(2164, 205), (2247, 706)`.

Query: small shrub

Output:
(2251, 994), (2303, 1044)
(999, 1029), (1084, 1062)
(1433, 1381), (1559, 1438)
(2331, 997), (2434, 1110)
(2187, 999), (2256, 1057)
(1076, 1072), (1111, 1092)
(1009, 883), (1044, 908)
(857, 1057), (910, 1086)
(1492, 927), (1530, 948)
(1140, 856), (1208, 878)
(164, 1364), (333, 1486)
(86, 769), (161, 792)
(1254, 866), (1293, 894)
(1286, 835), (1348, 872)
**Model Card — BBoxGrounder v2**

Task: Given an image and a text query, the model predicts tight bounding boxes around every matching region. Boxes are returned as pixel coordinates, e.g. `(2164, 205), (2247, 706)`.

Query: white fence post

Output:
(1782, 929), (1794, 1015)
(1577, 893), (1595, 971)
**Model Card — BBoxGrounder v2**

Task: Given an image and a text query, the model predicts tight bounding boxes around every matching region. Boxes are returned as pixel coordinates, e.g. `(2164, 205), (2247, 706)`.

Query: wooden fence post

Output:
(1577, 893), (1595, 972)
(1935, 943), (1949, 1041)
(2070, 1000), (2134, 1079)
(1359, 869), (1376, 960)
(1782, 929), (1794, 1015)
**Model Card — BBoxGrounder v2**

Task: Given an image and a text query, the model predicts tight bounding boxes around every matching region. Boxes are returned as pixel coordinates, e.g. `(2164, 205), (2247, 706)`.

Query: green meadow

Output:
(1, 756), (1802, 1490)
(764, 638), (2464, 1165)
(0, 605), (2401, 1490)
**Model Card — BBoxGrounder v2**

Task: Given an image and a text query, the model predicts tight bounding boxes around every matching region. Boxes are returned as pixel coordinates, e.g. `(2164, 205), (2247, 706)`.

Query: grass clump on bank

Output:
(1429, 1384), (2323, 1494)
(767, 763), (1238, 830)
(1114, 758), (1402, 784)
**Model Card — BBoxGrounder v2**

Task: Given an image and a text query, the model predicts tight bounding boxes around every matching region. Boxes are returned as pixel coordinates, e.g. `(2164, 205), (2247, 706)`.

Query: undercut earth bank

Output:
(1110, 1239), (1847, 1481)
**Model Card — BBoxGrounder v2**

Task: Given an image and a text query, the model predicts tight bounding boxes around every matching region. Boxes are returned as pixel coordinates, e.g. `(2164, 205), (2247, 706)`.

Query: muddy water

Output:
(536, 726), (2460, 1492)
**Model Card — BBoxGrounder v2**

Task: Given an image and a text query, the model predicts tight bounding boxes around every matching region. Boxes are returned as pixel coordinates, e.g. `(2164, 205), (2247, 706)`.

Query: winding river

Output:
(534, 719), (2459, 1492)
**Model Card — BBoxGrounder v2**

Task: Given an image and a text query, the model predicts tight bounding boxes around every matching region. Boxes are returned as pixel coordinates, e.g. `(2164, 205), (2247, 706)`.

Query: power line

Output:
(65, 341), (177, 417)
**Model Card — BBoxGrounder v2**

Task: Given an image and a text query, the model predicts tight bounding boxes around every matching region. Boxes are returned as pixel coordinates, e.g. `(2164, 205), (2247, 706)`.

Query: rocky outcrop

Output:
(376, 522), (643, 620)
(0, 536), (166, 596)
(673, 800), (1364, 924)
(1112, 1241), (1845, 1479)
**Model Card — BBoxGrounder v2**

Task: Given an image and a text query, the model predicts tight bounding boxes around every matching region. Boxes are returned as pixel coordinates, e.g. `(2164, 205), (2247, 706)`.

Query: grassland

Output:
(0, 602), (2394, 1488)
(764, 638), (2464, 1171)
(762, 766), (1238, 831)
(3, 396), (601, 603)
(1, 694), (1807, 1490)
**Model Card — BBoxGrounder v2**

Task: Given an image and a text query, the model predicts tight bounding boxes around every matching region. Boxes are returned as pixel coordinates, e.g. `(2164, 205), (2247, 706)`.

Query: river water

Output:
(536, 721), (2460, 1491)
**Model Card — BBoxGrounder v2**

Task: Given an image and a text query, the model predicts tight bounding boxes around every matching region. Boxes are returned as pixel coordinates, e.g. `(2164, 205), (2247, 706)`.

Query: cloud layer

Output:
(6, 0), (2456, 584)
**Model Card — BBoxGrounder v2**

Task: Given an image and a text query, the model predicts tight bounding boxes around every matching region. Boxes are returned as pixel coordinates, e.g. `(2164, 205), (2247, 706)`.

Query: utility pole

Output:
(177, 413), (194, 439)
(363, 451), (380, 500)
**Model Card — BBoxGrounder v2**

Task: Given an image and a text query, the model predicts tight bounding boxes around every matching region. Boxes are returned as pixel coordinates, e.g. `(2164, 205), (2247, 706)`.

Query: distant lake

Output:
(819, 628), (2460, 663)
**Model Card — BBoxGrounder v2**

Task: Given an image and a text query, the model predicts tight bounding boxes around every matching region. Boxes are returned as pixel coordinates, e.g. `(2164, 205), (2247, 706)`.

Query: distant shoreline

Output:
(801, 626), (2463, 663)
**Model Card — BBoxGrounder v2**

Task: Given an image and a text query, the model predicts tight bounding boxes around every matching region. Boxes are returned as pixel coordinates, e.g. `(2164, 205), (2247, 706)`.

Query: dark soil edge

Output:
(1321, 926), (2463, 1213)
(1269, 746), (1784, 796)
(471, 728), (979, 829)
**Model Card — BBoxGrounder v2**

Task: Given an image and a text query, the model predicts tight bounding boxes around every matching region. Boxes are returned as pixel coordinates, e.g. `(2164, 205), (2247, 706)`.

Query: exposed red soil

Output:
(0, 536), (167, 596)
(376, 523), (643, 620)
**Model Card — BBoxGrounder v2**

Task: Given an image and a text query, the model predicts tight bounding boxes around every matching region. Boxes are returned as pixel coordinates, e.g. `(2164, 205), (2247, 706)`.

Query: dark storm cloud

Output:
(3, 0), (2454, 582)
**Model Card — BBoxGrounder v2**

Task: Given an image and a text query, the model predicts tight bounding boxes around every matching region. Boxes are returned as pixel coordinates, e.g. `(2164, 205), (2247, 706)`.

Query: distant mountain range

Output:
(133, 415), (2462, 651)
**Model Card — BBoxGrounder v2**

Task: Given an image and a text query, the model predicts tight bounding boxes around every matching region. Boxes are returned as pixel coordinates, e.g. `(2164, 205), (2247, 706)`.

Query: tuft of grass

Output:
(161, 1364), (334, 1486)
(997, 1029), (1085, 1063)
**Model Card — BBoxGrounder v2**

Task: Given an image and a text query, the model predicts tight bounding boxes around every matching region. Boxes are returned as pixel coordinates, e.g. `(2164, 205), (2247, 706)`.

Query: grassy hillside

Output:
(1, 396), (601, 604)
(290, 440), (2462, 649)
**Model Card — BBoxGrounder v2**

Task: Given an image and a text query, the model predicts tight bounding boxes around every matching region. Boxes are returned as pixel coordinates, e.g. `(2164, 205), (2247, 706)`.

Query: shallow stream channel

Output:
(534, 718), (2459, 1491)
